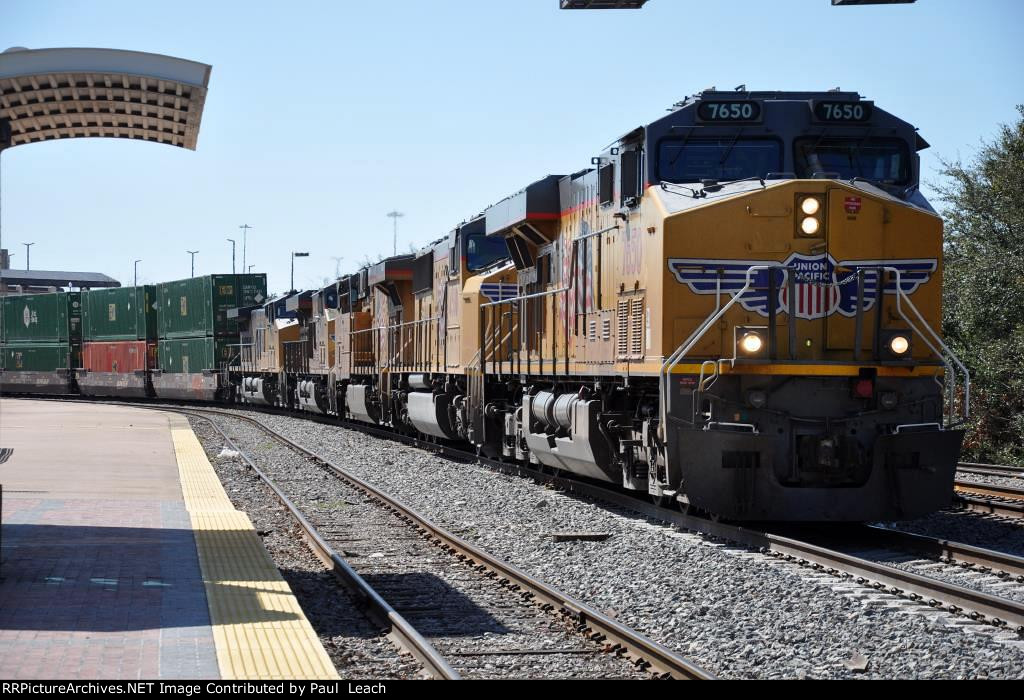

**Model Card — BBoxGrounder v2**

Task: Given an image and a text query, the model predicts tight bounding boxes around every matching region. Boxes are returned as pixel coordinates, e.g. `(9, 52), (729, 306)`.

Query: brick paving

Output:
(0, 400), (219, 679)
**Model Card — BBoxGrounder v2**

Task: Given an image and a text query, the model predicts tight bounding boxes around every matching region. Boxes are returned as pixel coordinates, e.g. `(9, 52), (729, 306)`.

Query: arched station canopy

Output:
(0, 47), (211, 151)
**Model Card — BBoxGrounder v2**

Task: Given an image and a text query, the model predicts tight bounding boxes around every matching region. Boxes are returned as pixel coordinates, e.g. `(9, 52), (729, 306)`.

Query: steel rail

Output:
(958, 461), (1024, 476)
(954, 481), (1024, 519)
(862, 525), (1024, 580)
(178, 406), (715, 680)
(955, 480), (1024, 501)
(954, 494), (1024, 519)
(169, 408), (461, 680)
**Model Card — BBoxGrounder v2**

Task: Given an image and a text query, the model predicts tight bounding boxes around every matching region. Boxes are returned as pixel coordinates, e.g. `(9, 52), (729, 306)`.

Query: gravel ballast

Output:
(189, 406), (1024, 679)
(187, 417), (422, 680)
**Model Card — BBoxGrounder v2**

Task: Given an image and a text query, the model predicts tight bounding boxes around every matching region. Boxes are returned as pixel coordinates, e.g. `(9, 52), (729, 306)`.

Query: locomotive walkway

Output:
(0, 399), (337, 680)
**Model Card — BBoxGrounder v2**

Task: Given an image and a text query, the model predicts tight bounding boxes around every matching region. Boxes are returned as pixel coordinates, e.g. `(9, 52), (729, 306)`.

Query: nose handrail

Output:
(882, 266), (970, 426)
(658, 264), (784, 438)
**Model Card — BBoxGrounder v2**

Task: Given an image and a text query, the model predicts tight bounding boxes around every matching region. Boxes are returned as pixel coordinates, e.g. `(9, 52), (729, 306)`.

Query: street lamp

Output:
(227, 238), (236, 274)
(239, 224), (252, 274)
(386, 211), (404, 256)
(23, 242), (34, 270)
(187, 250), (199, 278)
(134, 259), (141, 287)
(291, 251), (309, 293)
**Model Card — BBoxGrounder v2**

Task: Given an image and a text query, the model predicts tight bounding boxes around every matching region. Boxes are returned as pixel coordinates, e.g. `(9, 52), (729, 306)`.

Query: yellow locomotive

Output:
(250, 90), (967, 522)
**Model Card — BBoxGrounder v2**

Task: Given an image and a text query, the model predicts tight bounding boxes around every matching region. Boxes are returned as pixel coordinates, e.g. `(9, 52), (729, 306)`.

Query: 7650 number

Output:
(703, 102), (757, 120)
(818, 102), (869, 121)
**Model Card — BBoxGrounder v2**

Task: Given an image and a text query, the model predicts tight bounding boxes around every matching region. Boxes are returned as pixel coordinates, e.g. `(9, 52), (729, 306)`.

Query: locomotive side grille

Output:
(616, 297), (645, 360)
(602, 316), (611, 341)
(630, 297), (645, 359)
(616, 299), (630, 357)
(588, 319), (597, 342)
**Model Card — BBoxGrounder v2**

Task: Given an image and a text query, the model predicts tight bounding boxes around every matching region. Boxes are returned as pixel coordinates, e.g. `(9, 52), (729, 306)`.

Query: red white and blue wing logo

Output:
(668, 253), (936, 320)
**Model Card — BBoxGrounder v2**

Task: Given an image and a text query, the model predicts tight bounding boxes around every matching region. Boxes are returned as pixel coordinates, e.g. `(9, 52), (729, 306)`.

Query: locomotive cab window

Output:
(657, 137), (782, 183)
(620, 149), (641, 206)
(598, 162), (614, 205)
(794, 137), (910, 184)
(465, 234), (509, 272)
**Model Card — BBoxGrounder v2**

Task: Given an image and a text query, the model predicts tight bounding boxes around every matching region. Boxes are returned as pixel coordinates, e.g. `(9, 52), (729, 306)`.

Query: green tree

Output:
(937, 105), (1024, 463)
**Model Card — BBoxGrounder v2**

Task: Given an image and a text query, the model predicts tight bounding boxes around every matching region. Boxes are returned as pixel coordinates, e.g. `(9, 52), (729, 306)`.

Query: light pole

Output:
(134, 259), (141, 286)
(227, 238), (236, 273)
(331, 256), (344, 278)
(239, 224), (252, 274)
(187, 250), (199, 278)
(23, 242), (34, 270)
(0, 118), (11, 260)
(291, 251), (309, 293)
(386, 211), (404, 256)
(248, 264), (254, 273)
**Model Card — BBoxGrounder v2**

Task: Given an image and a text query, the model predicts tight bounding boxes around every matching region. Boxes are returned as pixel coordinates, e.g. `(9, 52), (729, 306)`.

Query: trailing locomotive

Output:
(0, 89), (968, 523)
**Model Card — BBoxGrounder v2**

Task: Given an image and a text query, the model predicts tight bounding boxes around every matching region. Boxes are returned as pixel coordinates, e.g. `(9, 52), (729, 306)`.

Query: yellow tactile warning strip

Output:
(166, 413), (339, 680)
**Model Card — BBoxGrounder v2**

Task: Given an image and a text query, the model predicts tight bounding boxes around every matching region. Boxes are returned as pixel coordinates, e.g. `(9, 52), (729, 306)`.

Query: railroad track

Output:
(957, 462), (1024, 480)
(954, 480), (1024, 519)
(173, 405), (713, 681)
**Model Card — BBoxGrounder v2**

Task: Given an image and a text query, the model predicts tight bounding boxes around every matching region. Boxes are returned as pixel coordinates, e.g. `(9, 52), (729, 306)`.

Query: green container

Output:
(2, 292), (81, 344)
(82, 286), (157, 341)
(158, 336), (238, 374)
(157, 274), (267, 339)
(2, 343), (71, 371)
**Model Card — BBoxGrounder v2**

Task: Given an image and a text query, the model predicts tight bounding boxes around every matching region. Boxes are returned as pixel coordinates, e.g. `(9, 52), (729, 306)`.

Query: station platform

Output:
(0, 399), (338, 680)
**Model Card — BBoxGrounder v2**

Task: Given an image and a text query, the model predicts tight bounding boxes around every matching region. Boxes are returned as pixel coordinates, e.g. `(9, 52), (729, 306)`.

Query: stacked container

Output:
(153, 273), (267, 400)
(0, 291), (82, 393)
(78, 285), (158, 396)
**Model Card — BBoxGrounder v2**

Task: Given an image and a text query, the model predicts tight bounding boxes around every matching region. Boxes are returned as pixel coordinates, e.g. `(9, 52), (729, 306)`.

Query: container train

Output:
(0, 89), (969, 522)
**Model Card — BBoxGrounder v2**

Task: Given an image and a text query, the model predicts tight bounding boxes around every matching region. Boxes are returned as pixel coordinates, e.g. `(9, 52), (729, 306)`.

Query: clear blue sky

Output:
(2, 0), (1021, 295)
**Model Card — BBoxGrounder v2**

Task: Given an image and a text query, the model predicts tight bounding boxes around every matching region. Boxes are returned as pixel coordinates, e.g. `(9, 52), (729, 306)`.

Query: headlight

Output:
(800, 197), (821, 215)
(800, 216), (821, 235)
(888, 335), (910, 356)
(879, 391), (899, 410)
(747, 389), (768, 408)
(739, 331), (764, 355)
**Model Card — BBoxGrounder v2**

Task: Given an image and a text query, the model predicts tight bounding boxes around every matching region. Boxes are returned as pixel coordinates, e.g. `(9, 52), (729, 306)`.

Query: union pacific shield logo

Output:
(668, 252), (936, 320)
(781, 255), (841, 319)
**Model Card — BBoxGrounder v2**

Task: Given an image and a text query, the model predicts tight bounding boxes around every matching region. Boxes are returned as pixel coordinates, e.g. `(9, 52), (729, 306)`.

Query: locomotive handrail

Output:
(479, 286), (568, 308)
(480, 287), (568, 376)
(658, 264), (781, 439)
(882, 266), (970, 426)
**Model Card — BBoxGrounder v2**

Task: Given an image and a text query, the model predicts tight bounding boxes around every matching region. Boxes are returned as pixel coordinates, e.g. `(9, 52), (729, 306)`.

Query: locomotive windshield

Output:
(465, 234), (509, 271)
(657, 138), (782, 183)
(794, 137), (910, 184)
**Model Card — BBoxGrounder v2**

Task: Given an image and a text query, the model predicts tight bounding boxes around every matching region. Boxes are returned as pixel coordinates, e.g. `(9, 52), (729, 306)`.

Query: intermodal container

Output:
(157, 274), (268, 339)
(157, 336), (237, 374)
(2, 291), (82, 344)
(83, 286), (157, 341)
(2, 343), (70, 371)
(82, 341), (155, 373)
